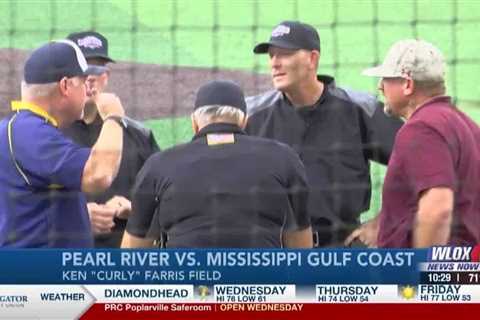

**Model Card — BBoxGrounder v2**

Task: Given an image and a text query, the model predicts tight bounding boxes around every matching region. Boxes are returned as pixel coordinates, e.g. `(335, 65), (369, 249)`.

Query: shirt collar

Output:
(317, 74), (335, 87)
(192, 122), (246, 141)
(280, 74), (334, 110)
(75, 111), (103, 127)
(410, 95), (452, 118)
(11, 100), (59, 127)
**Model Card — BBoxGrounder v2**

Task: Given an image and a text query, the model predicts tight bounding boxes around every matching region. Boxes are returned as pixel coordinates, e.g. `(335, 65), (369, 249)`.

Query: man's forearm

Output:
(413, 188), (453, 248)
(413, 210), (451, 247)
(82, 120), (123, 193)
(93, 119), (123, 174)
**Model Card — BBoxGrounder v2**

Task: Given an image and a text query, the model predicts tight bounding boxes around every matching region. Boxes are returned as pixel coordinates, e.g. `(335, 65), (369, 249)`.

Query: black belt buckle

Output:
(312, 231), (320, 247)
(153, 232), (168, 248)
(160, 232), (168, 248)
(312, 228), (333, 247)
(312, 225), (355, 247)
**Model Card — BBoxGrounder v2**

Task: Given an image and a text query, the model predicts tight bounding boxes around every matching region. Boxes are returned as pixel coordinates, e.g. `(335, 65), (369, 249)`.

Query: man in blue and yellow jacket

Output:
(0, 40), (125, 248)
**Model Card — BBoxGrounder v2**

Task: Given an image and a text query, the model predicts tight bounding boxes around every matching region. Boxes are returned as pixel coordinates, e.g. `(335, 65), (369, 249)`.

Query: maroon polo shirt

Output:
(378, 96), (480, 247)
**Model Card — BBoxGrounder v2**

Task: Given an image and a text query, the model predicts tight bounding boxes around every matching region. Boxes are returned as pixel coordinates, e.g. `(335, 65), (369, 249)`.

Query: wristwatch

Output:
(104, 115), (127, 129)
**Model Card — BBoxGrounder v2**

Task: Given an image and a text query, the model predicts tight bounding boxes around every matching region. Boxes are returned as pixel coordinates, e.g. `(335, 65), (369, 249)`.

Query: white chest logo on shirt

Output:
(271, 25), (290, 37)
(77, 36), (103, 49)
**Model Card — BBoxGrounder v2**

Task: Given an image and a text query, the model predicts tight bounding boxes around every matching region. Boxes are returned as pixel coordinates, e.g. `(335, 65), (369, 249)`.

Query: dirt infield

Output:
(0, 48), (272, 120)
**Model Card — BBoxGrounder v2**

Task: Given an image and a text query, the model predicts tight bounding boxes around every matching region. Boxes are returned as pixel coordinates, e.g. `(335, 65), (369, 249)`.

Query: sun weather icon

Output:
(399, 285), (416, 300)
(197, 285), (210, 301)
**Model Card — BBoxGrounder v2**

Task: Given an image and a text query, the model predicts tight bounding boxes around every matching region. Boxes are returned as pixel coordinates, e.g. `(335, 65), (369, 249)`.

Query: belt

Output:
(151, 232), (168, 248)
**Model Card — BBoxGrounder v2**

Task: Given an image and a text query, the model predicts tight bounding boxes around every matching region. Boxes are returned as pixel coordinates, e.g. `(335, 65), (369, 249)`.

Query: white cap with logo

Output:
(362, 39), (445, 82)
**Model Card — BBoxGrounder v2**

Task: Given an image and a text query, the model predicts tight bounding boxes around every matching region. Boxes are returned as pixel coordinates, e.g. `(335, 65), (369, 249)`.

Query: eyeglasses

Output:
(86, 58), (110, 75)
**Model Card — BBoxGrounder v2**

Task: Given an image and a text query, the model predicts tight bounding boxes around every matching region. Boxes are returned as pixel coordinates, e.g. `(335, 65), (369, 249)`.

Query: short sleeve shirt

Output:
(0, 102), (92, 248)
(126, 123), (310, 248)
(378, 96), (480, 247)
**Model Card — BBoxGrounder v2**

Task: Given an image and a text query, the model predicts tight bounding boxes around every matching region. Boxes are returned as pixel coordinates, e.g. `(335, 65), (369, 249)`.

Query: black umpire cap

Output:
(194, 80), (247, 114)
(253, 20), (320, 54)
(67, 31), (115, 63)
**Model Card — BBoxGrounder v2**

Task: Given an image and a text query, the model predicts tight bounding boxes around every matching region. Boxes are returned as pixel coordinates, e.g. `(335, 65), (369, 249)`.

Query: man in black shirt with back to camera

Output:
(122, 80), (312, 248)
(63, 31), (160, 247)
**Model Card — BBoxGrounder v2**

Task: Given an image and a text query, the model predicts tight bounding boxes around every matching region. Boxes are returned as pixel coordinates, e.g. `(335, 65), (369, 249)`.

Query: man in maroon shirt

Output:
(348, 39), (480, 247)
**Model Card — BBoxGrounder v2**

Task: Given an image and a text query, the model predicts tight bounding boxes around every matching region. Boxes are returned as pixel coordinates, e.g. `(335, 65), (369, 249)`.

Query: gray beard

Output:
(383, 103), (407, 122)
(383, 103), (393, 116)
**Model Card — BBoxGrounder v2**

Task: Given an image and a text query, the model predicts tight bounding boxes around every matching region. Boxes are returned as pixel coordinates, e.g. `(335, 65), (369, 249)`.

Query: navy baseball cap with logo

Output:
(67, 31), (115, 63)
(194, 80), (247, 114)
(253, 20), (320, 54)
(24, 40), (105, 84)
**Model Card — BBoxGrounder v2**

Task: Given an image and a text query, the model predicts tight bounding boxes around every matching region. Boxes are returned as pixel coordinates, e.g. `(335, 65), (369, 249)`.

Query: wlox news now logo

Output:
(428, 245), (480, 262)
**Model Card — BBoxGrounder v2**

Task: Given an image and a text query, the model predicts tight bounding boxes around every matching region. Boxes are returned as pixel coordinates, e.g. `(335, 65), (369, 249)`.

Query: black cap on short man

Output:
(24, 40), (104, 84)
(67, 31), (115, 63)
(194, 80), (247, 114)
(253, 20), (320, 54)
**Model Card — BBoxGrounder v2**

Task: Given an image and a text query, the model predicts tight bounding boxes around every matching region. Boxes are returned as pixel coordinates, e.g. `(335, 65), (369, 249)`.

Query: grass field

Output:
(1, 0), (479, 220)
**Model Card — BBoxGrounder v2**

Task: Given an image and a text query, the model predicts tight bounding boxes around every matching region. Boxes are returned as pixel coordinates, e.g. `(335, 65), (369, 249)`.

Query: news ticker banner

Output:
(0, 247), (478, 319)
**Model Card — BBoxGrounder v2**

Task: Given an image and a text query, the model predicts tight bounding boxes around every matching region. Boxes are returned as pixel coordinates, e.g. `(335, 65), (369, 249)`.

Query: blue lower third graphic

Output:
(0, 249), (425, 285)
